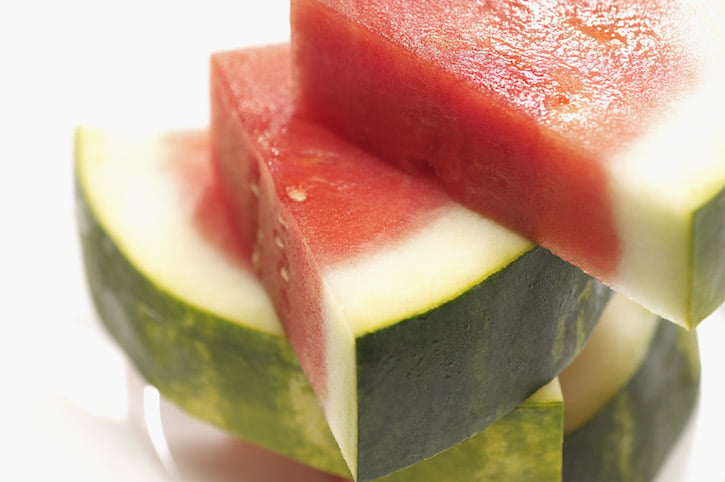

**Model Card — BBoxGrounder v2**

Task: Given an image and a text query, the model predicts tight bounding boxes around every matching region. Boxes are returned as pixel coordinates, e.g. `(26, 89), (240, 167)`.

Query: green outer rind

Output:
(356, 247), (610, 479)
(377, 396), (563, 482)
(74, 169), (350, 476)
(563, 319), (701, 482)
(691, 184), (725, 325)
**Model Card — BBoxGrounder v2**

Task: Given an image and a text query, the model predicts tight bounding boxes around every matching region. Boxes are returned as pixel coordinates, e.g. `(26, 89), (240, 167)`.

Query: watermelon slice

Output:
(74, 127), (564, 481)
(75, 127), (699, 482)
(74, 128), (347, 475)
(560, 295), (700, 482)
(211, 45), (610, 480)
(290, 0), (725, 328)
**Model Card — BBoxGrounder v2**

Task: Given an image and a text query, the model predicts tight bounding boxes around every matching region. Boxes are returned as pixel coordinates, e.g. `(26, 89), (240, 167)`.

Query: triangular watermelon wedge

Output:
(291, 0), (725, 328)
(210, 44), (610, 481)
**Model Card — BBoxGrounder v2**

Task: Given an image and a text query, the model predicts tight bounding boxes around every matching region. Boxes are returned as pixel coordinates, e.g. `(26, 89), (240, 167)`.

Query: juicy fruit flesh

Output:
(260, 121), (450, 267)
(211, 48), (450, 268)
(291, 0), (725, 326)
(318, 0), (693, 155)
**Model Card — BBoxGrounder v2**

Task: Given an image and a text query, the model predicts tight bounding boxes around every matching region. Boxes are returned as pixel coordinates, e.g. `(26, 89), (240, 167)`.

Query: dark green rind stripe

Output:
(75, 173), (350, 476)
(377, 399), (563, 482)
(692, 184), (725, 326)
(563, 319), (700, 482)
(357, 247), (610, 481)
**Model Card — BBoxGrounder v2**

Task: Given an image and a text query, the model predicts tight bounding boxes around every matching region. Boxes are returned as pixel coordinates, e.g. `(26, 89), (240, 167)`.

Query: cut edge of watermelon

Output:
(74, 127), (281, 336)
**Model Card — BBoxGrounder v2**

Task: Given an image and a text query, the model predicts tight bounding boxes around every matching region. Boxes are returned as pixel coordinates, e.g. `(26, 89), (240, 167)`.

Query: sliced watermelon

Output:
(75, 127), (699, 482)
(74, 127), (564, 481)
(211, 45), (610, 480)
(290, 0), (725, 328)
(560, 295), (701, 481)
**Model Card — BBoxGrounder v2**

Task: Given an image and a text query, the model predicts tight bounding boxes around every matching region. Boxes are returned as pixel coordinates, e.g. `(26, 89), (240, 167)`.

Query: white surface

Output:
(1, 1), (723, 481)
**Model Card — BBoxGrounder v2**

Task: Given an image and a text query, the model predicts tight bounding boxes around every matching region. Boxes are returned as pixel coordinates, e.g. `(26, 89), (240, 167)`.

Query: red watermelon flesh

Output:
(291, 0), (725, 328)
(211, 45), (451, 397)
(210, 45), (610, 480)
(163, 131), (251, 270)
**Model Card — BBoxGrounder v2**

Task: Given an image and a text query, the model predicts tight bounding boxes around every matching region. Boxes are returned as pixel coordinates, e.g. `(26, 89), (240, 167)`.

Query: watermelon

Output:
(75, 126), (699, 482)
(211, 44), (610, 480)
(290, 0), (725, 328)
(561, 295), (701, 482)
(74, 127), (564, 481)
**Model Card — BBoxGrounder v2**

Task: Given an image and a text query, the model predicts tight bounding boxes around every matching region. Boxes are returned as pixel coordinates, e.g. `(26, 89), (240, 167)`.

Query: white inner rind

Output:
(323, 205), (533, 336)
(559, 295), (659, 434)
(76, 128), (281, 335)
(319, 204), (532, 474)
(608, 2), (725, 327)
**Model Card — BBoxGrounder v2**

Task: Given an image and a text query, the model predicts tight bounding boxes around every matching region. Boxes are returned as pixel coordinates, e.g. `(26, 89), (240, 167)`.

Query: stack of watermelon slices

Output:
(75, 1), (723, 481)
(75, 127), (700, 482)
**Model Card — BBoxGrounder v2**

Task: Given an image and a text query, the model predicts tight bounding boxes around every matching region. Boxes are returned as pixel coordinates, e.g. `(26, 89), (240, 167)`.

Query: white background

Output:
(1, 1), (723, 481)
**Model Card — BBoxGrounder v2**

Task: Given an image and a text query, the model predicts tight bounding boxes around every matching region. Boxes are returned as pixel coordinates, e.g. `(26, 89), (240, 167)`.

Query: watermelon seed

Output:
(275, 234), (285, 249)
(286, 185), (308, 202)
(280, 266), (290, 282)
(278, 213), (288, 230)
(250, 183), (260, 197)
